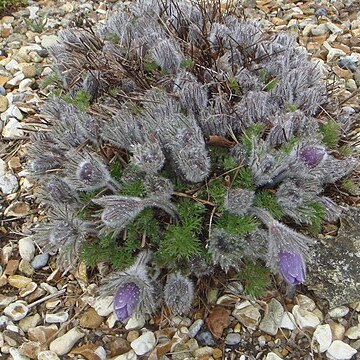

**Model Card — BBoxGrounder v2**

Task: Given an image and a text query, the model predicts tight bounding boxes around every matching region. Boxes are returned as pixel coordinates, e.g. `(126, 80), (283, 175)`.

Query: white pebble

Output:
(280, 312), (296, 330)
(265, 352), (283, 360)
(312, 324), (332, 353)
(91, 296), (113, 317)
(292, 305), (320, 330)
(131, 331), (156, 356)
(45, 311), (69, 324)
(18, 237), (35, 262)
(49, 327), (85, 356)
(328, 306), (349, 318)
(2, 118), (24, 138)
(9, 348), (29, 360)
(37, 351), (60, 360)
(0, 173), (18, 194)
(113, 349), (137, 360)
(326, 340), (357, 360)
(125, 314), (145, 330)
(345, 324), (360, 340)
(4, 301), (29, 321)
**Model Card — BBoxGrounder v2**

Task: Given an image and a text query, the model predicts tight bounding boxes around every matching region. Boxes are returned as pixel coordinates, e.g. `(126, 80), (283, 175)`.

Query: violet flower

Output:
(299, 146), (326, 168)
(114, 282), (140, 321)
(278, 251), (306, 286)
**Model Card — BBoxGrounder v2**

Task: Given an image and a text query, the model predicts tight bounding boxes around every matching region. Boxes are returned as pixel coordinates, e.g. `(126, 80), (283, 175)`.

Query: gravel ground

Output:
(0, 0), (359, 359)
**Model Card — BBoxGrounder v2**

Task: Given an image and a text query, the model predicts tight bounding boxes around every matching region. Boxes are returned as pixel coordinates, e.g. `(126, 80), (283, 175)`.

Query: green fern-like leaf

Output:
(320, 120), (341, 149)
(306, 202), (326, 235)
(206, 178), (227, 211)
(233, 167), (255, 190)
(126, 208), (161, 245)
(216, 212), (259, 237)
(242, 123), (265, 153)
(254, 191), (284, 220)
(110, 160), (123, 182)
(177, 198), (205, 234)
(74, 90), (91, 111)
(341, 179), (360, 195)
(180, 58), (195, 70)
(158, 226), (203, 264)
(121, 179), (146, 197)
(238, 261), (271, 299)
(157, 198), (205, 264)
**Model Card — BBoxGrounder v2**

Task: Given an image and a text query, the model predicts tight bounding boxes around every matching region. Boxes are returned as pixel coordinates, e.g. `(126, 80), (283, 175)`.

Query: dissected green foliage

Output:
(157, 199), (205, 264)
(306, 202), (326, 236)
(254, 191), (284, 220)
(320, 120), (341, 149)
(238, 261), (271, 299)
(341, 179), (360, 195)
(216, 212), (260, 237)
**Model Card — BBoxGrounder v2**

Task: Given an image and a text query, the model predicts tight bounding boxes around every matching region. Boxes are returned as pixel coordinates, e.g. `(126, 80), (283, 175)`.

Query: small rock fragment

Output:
(225, 333), (241, 345)
(232, 303), (261, 330)
(0, 172), (18, 194)
(130, 331), (156, 356)
(4, 301), (29, 321)
(18, 237), (35, 262)
(125, 314), (145, 330)
(195, 330), (215, 347)
(188, 319), (204, 338)
(31, 253), (49, 269)
(328, 306), (349, 318)
(45, 311), (69, 324)
(280, 311), (296, 330)
(49, 327), (85, 356)
(326, 340), (357, 360)
(265, 353), (283, 360)
(312, 324), (332, 353)
(292, 305), (320, 330)
(259, 298), (284, 335)
(37, 351), (60, 360)
(79, 308), (104, 329)
(345, 324), (360, 340)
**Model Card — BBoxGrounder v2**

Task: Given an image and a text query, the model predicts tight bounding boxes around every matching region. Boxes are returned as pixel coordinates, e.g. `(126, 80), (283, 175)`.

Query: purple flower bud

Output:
(114, 282), (140, 321)
(300, 146), (326, 168)
(278, 251), (306, 286)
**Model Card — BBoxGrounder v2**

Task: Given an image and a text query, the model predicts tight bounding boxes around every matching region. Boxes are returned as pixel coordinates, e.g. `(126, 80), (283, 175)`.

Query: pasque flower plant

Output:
(28, 0), (358, 319)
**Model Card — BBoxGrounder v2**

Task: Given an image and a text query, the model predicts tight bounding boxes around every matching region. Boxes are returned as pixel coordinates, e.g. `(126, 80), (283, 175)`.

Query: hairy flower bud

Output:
(131, 140), (165, 174)
(278, 251), (306, 286)
(114, 282), (140, 321)
(300, 146), (326, 168)
(164, 273), (194, 315)
(224, 188), (255, 216)
(101, 252), (159, 319)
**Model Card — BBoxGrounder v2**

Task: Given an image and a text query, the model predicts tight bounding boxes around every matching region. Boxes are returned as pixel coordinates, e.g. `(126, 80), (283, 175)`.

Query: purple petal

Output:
(278, 251), (306, 286)
(114, 282), (140, 321)
(300, 146), (326, 168)
(114, 305), (129, 321)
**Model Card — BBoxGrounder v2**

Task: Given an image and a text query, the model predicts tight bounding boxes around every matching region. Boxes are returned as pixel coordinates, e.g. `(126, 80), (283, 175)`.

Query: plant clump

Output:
(29, 0), (358, 320)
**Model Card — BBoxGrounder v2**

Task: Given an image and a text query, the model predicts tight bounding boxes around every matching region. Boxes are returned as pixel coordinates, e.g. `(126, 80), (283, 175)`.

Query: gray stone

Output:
(130, 331), (156, 356)
(31, 253), (49, 269)
(315, 7), (327, 17)
(225, 333), (241, 345)
(306, 207), (360, 307)
(195, 330), (215, 347)
(339, 56), (358, 72)
(188, 319), (203, 338)
(259, 299), (284, 335)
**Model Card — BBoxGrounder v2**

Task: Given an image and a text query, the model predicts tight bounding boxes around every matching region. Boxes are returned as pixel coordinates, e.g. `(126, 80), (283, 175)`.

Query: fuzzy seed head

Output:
(164, 273), (194, 315)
